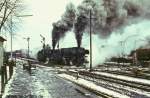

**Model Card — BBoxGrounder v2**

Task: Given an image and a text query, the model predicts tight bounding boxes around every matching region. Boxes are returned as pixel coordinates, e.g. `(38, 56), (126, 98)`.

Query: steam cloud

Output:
(52, 0), (150, 49)
(82, 19), (150, 67)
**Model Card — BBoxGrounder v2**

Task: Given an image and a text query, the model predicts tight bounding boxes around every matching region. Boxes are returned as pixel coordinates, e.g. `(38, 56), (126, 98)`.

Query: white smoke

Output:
(82, 19), (150, 67)
(20, 47), (42, 59)
(30, 47), (42, 59)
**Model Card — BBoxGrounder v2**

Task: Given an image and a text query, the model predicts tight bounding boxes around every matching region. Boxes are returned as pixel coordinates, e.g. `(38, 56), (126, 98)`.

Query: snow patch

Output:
(31, 76), (52, 98)
(2, 67), (17, 98)
(58, 74), (130, 98)
(94, 72), (150, 85)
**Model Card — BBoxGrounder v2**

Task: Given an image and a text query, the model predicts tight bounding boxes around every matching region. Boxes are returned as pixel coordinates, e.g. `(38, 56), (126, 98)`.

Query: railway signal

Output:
(40, 34), (45, 49)
(40, 34), (46, 58)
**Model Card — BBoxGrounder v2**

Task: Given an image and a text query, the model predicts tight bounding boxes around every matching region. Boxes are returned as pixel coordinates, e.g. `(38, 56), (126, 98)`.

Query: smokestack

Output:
(52, 39), (56, 50)
(76, 35), (81, 48)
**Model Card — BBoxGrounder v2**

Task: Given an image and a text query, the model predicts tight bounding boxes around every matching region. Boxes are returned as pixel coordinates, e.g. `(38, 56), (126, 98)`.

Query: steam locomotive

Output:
(37, 47), (89, 66)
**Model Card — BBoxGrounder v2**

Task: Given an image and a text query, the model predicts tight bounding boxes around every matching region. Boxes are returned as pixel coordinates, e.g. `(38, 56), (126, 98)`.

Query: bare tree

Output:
(0, 0), (24, 33)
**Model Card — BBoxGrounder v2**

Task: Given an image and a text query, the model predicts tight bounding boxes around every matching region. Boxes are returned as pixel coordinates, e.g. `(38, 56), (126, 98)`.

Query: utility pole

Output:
(89, 10), (92, 71)
(119, 41), (124, 57)
(71, 7), (94, 71)
(119, 34), (138, 66)
(119, 41), (124, 66)
(10, 15), (13, 60)
(27, 37), (31, 74)
(10, 14), (33, 60)
(23, 37), (31, 74)
(88, 8), (96, 71)
(27, 37), (30, 58)
(23, 37), (30, 58)
(120, 34), (138, 66)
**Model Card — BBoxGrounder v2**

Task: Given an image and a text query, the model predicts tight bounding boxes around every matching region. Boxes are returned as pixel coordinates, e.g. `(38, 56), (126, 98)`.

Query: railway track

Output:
(72, 79), (114, 98)
(83, 71), (150, 91)
(24, 59), (150, 93)
(18, 59), (150, 97)
(100, 70), (150, 80)
(63, 71), (150, 98)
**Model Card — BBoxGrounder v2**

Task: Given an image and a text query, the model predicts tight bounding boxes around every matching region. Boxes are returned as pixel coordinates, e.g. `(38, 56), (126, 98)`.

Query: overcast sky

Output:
(4, 0), (82, 51)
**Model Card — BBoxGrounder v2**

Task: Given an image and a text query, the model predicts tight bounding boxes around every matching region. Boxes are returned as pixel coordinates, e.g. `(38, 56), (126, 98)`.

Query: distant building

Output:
(6, 50), (26, 58)
(15, 50), (22, 58)
(130, 48), (150, 66)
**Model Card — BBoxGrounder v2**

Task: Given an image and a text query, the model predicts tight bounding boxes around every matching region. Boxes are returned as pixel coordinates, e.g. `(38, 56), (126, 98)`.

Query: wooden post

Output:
(0, 36), (6, 94)
(4, 64), (7, 84)
(9, 61), (14, 79)
(1, 66), (4, 93)
(28, 60), (31, 75)
(9, 64), (11, 79)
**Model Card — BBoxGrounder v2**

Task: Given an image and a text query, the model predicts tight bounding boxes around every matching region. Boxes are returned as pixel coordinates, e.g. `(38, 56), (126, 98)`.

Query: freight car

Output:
(37, 47), (89, 66)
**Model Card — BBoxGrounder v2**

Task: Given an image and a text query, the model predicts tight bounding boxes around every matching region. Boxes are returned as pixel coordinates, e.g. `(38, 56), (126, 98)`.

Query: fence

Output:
(1, 61), (14, 95)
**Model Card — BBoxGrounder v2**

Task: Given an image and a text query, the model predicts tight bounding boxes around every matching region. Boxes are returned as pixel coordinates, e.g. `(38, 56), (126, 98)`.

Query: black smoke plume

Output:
(52, 3), (76, 49)
(74, 15), (88, 47)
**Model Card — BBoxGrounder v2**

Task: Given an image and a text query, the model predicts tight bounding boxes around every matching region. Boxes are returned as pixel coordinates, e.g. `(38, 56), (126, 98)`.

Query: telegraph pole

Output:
(88, 8), (96, 71)
(23, 37), (31, 74)
(89, 10), (92, 71)
(27, 37), (30, 58)
(23, 37), (30, 58)
(27, 37), (31, 74)
(10, 15), (13, 60)
(120, 34), (138, 66)
(10, 14), (33, 60)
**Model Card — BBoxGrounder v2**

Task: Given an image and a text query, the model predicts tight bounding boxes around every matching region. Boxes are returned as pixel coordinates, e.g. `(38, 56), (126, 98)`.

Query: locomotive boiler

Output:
(37, 47), (89, 66)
